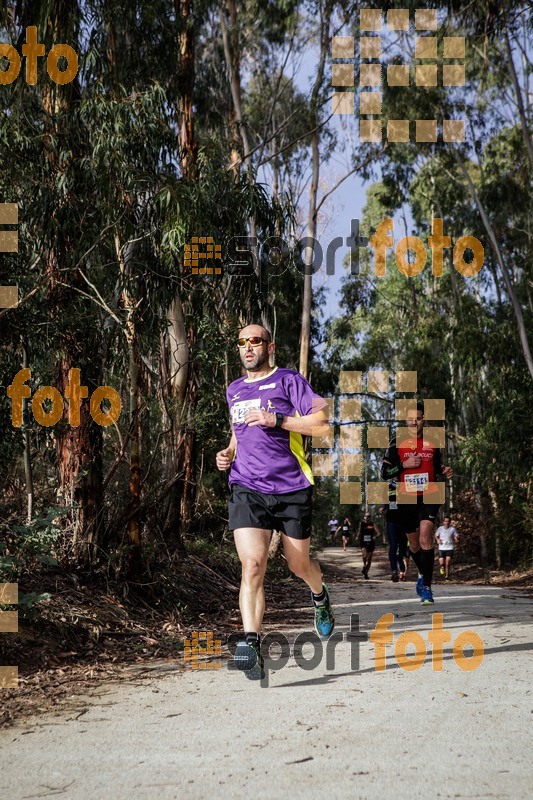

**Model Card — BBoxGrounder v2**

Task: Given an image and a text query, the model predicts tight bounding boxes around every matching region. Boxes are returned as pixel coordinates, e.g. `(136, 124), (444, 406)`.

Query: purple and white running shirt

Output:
(226, 367), (328, 495)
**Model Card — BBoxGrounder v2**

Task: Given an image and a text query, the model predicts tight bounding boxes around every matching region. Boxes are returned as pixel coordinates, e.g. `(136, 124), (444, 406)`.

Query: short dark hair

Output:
(444, 515), (451, 521)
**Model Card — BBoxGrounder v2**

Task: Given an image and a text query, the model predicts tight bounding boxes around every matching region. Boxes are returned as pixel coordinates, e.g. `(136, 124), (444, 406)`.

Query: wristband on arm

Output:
(382, 464), (400, 479)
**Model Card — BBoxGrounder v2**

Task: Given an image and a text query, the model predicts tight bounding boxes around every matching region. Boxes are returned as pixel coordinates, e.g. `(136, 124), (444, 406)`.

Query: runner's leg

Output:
(404, 548), (411, 576)
(397, 530), (407, 575)
(407, 529), (421, 570)
(282, 534), (323, 593)
(445, 554), (452, 578)
(282, 534), (334, 637)
(388, 520), (398, 573)
(418, 519), (435, 588)
(233, 528), (271, 633)
(399, 506), (421, 577)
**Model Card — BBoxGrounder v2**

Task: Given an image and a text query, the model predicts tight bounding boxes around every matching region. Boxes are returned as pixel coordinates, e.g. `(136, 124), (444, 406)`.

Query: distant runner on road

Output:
(359, 513), (376, 578)
(216, 323), (335, 680)
(339, 517), (352, 551)
(328, 516), (339, 545)
(381, 401), (453, 605)
(436, 516), (459, 580)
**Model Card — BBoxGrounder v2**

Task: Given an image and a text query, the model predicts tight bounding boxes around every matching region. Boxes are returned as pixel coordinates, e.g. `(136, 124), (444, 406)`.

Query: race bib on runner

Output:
(231, 398), (261, 425)
(404, 472), (429, 492)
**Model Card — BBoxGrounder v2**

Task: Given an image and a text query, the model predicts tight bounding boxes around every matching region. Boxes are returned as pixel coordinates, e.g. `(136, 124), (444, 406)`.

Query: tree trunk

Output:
(488, 487), (501, 569)
(473, 489), (489, 567)
(54, 358), (104, 565)
(160, 292), (193, 545)
(38, 2), (103, 566)
(455, 154), (533, 381)
(176, 0), (197, 176)
(299, 126), (319, 379)
(219, 0), (260, 278)
(117, 236), (142, 578)
(503, 27), (533, 172)
(179, 412), (197, 530)
(298, 0), (333, 378)
(21, 345), (34, 523)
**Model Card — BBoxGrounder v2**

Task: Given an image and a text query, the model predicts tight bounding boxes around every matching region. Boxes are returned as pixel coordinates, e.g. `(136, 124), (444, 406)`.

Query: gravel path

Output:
(2, 547), (532, 800)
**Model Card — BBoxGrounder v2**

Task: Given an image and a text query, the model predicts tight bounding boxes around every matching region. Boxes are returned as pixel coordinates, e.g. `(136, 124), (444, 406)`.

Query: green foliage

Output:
(0, 508), (63, 616)
(0, 508), (61, 581)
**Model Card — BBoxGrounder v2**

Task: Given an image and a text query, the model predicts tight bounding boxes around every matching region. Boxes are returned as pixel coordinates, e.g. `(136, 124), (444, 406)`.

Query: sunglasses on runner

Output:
(237, 336), (269, 347)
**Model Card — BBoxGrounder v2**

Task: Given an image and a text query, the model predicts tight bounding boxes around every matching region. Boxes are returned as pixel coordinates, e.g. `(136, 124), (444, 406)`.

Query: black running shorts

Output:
(360, 540), (374, 551)
(398, 496), (441, 533)
(439, 549), (454, 559)
(228, 483), (312, 539)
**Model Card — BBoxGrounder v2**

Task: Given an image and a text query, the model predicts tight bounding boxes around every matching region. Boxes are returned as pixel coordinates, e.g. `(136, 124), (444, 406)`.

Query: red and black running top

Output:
(381, 433), (444, 499)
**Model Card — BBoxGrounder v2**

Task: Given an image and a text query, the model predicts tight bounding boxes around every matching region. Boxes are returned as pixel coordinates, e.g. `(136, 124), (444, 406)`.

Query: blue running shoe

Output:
(420, 586), (434, 605)
(233, 640), (265, 680)
(416, 575), (425, 597)
(313, 584), (335, 639)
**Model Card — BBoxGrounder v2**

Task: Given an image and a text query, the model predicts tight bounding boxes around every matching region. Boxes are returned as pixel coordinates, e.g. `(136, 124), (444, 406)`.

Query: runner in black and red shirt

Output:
(381, 401), (453, 604)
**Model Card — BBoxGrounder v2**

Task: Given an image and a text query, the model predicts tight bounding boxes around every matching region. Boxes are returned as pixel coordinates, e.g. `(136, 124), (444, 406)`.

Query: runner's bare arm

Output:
(243, 407), (329, 437)
(216, 429), (237, 470)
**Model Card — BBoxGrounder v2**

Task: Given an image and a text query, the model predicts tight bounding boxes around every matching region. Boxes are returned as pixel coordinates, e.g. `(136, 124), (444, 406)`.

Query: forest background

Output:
(0, 0), (531, 671)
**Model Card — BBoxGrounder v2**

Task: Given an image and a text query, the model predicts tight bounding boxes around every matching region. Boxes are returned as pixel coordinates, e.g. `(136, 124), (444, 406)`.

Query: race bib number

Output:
(231, 398), (261, 425)
(404, 472), (429, 492)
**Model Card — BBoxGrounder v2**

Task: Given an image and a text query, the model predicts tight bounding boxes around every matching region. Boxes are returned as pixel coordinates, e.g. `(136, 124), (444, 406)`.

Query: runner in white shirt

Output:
(328, 517), (339, 545)
(435, 516), (459, 580)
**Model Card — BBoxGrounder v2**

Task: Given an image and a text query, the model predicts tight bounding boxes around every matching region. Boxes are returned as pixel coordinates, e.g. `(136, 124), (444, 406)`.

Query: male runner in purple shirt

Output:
(216, 323), (335, 680)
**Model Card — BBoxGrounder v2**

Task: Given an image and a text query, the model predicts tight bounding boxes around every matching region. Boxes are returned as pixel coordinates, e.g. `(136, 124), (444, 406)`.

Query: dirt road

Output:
(2, 548), (532, 799)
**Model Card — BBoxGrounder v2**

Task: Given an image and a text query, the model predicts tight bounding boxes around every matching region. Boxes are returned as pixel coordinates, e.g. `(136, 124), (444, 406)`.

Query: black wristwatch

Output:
(275, 412), (285, 429)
